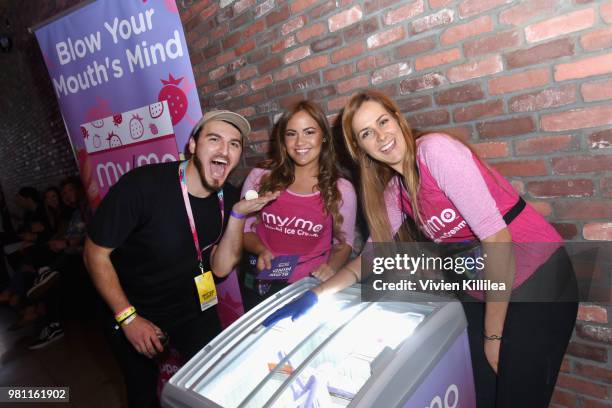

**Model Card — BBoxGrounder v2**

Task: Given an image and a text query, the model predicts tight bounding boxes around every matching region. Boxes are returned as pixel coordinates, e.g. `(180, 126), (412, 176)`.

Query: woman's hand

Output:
(257, 248), (275, 271)
(484, 338), (501, 374)
(232, 191), (280, 217)
(311, 263), (335, 281)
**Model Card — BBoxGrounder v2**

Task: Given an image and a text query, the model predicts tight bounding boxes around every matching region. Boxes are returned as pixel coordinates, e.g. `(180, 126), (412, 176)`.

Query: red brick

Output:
(297, 23), (327, 43)
(447, 55), (503, 83)
(499, 0), (555, 26)
(437, 126), (473, 141)
(582, 79), (612, 102)
(394, 36), (437, 58)
(527, 179), (593, 198)
(265, 82), (291, 99)
(397, 95), (433, 112)
(429, 0), (453, 7)
(245, 92), (265, 105)
(250, 75), (273, 91)
(412, 9), (454, 34)
(248, 129), (269, 143)
(307, 85), (337, 100)
(209, 66), (227, 80)
(515, 135), (574, 156)
(180, 1), (210, 23)
(400, 72), (447, 93)
(266, 6), (290, 27)
(372, 62), (412, 84)
(464, 30), (520, 57)
(331, 42), (366, 64)
(367, 26), (405, 49)
(383, 0), (425, 26)
(603, 1), (612, 23)
(328, 95), (352, 112)
(458, 0), (512, 18)
(308, 1), (336, 20)
(311, 36), (342, 53)
(216, 51), (235, 66)
(566, 342), (608, 362)
(453, 100), (504, 123)
(281, 16), (306, 36)
(284, 46), (311, 64)
(324, 64), (354, 82)
(509, 84), (577, 113)
(488, 68), (549, 95)
(553, 154), (612, 174)
(552, 223), (578, 239)
(555, 53), (612, 81)
(435, 83), (484, 105)
(581, 27), (612, 51)
(525, 8), (595, 44)
(237, 65), (257, 81)
(506, 38), (574, 69)
(300, 55), (329, 73)
(364, 0), (401, 14)
(576, 363), (612, 388)
(584, 223), (612, 240)
(293, 73), (321, 91)
(258, 56), (282, 74)
(291, 0), (313, 14)
(273, 65), (299, 82)
(472, 142), (509, 159)
(229, 83), (249, 97)
(357, 54), (392, 72)
(589, 129), (612, 150)
(578, 305), (609, 324)
(243, 20), (266, 38)
(582, 398), (612, 408)
(337, 75), (370, 94)
(237, 107), (256, 118)
(603, 176), (612, 198)
(492, 160), (547, 177)
(235, 39), (256, 56)
(232, 0), (255, 15)
(577, 324), (612, 345)
(556, 201), (612, 221)
(415, 48), (461, 71)
(222, 31), (242, 50)
(343, 17), (380, 41)
(551, 388), (577, 407)
(329, 6), (363, 32)
(407, 110), (450, 128)
(440, 15), (493, 45)
(541, 105), (612, 131)
(478, 117), (535, 138)
(271, 36), (296, 53)
(229, 57), (247, 72)
(557, 373), (609, 399)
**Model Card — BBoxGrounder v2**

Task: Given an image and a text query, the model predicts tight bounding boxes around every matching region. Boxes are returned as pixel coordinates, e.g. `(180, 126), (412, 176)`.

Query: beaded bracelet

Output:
(483, 332), (503, 341)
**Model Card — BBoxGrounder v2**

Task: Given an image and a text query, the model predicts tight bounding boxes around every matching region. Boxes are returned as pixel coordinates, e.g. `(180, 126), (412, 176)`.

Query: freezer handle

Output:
(370, 345), (394, 375)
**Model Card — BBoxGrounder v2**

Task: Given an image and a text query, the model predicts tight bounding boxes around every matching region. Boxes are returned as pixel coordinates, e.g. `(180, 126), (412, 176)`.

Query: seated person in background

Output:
(240, 100), (356, 311)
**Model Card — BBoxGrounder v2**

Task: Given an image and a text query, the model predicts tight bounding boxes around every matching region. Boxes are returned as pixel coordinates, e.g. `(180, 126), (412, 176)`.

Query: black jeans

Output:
(462, 247), (578, 407)
(103, 309), (221, 408)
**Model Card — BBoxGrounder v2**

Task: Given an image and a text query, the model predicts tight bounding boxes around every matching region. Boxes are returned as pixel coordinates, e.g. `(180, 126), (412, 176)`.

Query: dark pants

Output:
(462, 247), (578, 407)
(103, 309), (221, 408)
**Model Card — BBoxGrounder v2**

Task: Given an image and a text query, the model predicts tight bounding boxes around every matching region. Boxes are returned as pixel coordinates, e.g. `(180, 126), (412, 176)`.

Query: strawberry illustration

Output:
(149, 123), (159, 135)
(149, 102), (164, 119)
(91, 119), (104, 128)
(93, 134), (101, 148)
(107, 132), (122, 148)
(129, 114), (145, 139)
(80, 126), (89, 139)
(158, 74), (188, 125)
(113, 113), (123, 126)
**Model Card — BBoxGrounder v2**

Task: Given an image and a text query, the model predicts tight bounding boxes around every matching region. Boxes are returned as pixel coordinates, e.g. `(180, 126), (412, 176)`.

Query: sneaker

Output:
(29, 323), (64, 350)
(27, 267), (60, 300)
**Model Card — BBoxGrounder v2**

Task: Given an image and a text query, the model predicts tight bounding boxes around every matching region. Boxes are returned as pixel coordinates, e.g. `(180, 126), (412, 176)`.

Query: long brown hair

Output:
(341, 90), (421, 242)
(257, 100), (345, 243)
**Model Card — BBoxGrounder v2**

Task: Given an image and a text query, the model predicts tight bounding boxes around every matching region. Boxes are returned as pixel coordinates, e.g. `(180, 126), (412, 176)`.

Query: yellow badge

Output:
(194, 271), (218, 312)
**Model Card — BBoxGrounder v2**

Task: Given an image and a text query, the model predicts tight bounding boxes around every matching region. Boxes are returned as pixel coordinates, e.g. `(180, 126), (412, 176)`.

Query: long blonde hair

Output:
(257, 100), (345, 243)
(341, 90), (421, 242)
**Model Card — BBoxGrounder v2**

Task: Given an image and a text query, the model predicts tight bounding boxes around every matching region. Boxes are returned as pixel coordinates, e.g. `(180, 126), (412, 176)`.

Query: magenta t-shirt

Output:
(242, 168), (357, 283)
(384, 133), (562, 289)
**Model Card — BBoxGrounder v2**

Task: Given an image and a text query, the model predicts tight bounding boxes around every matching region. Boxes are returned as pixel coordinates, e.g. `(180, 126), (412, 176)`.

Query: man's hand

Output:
(232, 191), (280, 217)
(257, 249), (275, 271)
(311, 263), (335, 281)
(122, 315), (164, 358)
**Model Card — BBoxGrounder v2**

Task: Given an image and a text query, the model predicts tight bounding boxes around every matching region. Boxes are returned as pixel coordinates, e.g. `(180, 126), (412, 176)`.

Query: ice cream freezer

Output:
(161, 278), (475, 408)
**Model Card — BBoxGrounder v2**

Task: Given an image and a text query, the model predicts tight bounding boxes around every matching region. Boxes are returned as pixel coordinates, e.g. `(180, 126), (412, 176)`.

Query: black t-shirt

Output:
(88, 161), (239, 328)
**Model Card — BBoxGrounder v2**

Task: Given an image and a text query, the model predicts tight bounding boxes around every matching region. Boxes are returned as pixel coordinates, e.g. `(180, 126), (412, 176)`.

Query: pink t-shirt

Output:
(242, 167), (357, 283)
(384, 133), (562, 288)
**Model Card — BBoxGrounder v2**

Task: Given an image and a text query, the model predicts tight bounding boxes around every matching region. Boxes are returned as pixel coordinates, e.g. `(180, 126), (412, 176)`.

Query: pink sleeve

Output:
(334, 179), (357, 247)
(418, 134), (506, 240)
(241, 167), (267, 233)
(367, 179), (404, 242)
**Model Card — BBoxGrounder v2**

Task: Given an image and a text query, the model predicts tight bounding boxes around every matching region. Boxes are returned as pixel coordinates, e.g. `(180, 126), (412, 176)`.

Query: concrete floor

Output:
(0, 305), (127, 407)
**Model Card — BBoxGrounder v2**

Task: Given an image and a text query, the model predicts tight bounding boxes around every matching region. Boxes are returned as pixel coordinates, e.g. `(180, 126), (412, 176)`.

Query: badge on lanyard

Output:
(178, 161), (224, 311)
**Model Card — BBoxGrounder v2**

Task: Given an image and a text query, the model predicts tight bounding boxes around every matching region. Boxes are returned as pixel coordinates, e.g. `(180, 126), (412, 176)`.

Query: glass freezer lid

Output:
(189, 285), (436, 408)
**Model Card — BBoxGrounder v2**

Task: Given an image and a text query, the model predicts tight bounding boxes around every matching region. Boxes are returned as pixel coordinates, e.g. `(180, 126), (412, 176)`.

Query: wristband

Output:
(483, 332), (502, 341)
(230, 210), (247, 219)
(115, 306), (136, 323)
(121, 313), (137, 327)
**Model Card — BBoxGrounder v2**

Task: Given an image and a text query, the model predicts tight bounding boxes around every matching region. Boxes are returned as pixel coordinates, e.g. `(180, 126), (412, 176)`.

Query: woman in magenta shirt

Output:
(240, 100), (356, 310)
(264, 90), (577, 408)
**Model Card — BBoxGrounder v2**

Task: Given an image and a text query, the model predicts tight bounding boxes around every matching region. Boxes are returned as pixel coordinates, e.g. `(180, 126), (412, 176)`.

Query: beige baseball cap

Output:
(190, 110), (251, 140)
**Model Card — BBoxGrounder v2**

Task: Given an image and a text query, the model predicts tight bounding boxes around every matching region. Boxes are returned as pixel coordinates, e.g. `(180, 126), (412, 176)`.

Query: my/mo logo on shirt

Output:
(421, 208), (467, 241)
(261, 212), (323, 237)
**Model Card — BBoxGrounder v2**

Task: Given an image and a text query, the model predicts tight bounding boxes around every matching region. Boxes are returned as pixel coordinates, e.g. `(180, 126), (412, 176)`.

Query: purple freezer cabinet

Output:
(161, 278), (476, 408)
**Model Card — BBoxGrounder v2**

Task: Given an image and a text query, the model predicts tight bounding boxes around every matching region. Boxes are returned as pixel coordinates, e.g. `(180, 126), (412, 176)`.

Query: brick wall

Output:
(0, 0), (609, 405)
(178, 0), (612, 406)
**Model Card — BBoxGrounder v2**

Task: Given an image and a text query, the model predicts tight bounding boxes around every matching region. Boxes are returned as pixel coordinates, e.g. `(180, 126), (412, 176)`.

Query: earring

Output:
(322, 137), (327, 143)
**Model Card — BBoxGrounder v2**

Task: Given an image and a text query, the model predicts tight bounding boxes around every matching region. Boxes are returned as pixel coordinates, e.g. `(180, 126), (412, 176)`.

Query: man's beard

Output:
(193, 154), (222, 192)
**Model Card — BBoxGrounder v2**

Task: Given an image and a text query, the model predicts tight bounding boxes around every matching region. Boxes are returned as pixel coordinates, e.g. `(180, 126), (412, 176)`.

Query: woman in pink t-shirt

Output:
(264, 90), (577, 408)
(240, 100), (357, 310)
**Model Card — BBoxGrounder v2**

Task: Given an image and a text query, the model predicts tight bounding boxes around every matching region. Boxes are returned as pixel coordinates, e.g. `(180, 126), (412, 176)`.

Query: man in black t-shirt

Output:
(84, 111), (277, 408)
